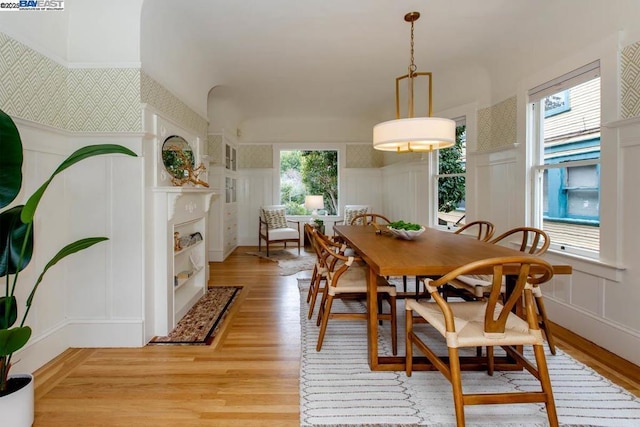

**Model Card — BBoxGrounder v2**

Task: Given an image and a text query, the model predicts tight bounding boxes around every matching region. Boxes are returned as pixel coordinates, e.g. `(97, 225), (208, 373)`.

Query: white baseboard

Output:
(209, 250), (224, 262)
(13, 319), (146, 377)
(546, 297), (640, 366)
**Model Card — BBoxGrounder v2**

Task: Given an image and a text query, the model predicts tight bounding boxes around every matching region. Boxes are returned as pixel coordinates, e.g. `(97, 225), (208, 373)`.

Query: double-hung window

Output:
(528, 61), (601, 256)
(435, 117), (466, 227)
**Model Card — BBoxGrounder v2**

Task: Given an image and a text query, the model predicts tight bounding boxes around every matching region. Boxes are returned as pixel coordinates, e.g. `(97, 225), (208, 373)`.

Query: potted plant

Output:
(0, 108), (136, 425)
(313, 218), (325, 234)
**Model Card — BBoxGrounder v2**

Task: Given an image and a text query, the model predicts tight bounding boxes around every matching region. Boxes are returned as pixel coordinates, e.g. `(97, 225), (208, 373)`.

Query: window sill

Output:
(545, 248), (625, 282)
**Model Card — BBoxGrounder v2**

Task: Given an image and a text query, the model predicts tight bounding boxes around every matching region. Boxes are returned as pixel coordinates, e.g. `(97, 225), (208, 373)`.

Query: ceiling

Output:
(140, 0), (638, 126)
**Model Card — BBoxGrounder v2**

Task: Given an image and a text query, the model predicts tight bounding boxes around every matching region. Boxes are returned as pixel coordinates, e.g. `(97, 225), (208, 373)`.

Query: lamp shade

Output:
(373, 117), (456, 152)
(304, 195), (324, 210)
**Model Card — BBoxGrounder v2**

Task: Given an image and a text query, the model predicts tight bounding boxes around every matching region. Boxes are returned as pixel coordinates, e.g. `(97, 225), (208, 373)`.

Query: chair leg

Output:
(307, 266), (318, 303)
(308, 276), (325, 320)
(535, 295), (557, 355)
(486, 345), (494, 376)
(316, 285), (329, 326)
(316, 295), (335, 351)
(405, 307), (413, 377)
(533, 344), (559, 427)
(389, 294), (397, 355)
(448, 347), (466, 427)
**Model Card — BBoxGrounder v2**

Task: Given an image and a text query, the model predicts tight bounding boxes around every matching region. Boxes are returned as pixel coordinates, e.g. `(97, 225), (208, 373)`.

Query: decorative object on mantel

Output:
(297, 278), (640, 426)
(372, 11), (456, 153)
(149, 286), (241, 345)
(0, 108), (137, 426)
(161, 135), (209, 187)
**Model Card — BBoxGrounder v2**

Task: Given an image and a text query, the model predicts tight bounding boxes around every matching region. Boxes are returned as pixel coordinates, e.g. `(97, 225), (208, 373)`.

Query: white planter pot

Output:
(0, 373), (34, 427)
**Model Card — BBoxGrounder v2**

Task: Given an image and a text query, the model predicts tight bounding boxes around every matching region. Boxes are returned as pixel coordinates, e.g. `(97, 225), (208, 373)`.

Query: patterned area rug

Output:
(298, 278), (640, 426)
(246, 248), (316, 275)
(150, 286), (241, 345)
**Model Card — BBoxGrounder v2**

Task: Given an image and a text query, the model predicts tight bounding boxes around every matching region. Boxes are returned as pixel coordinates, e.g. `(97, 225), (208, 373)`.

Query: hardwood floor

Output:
(32, 246), (640, 426)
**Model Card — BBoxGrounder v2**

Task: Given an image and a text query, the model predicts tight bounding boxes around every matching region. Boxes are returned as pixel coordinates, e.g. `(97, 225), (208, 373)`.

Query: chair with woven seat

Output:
(406, 256), (558, 427)
(453, 220), (495, 241)
(417, 220), (496, 294)
(448, 226), (557, 354)
(258, 205), (301, 257)
(349, 212), (391, 226)
(313, 230), (398, 355)
(304, 223), (350, 320)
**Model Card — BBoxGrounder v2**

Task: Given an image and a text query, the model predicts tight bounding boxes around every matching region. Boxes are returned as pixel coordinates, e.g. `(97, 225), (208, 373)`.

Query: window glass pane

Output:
(437, 176), (466, 225)
(280, 150), (338, 215)
(533, 72), (600, 253)
(567, 165), (598, 188)
(439, 123), (466, 174)
(568, 189), (599, 217)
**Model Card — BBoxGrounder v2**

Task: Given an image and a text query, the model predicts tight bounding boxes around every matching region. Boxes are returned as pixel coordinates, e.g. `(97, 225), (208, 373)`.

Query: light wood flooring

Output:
(32, 246), (640, 426)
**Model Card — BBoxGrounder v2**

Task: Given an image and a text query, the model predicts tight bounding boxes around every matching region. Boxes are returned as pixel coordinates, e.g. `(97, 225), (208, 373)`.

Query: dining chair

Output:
(448, 226), (557, 354)
(304, 223), (350, 320)
(406, 256), (558, 427)
(313, 231), (398, 355)
(453, 220), (495, 241)
(417, 219), (496, 295)
(349, 213), (391, 226)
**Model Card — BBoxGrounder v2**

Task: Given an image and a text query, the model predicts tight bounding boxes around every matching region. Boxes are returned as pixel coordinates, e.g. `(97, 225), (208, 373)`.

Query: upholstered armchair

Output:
(335, 204), (370, 226)
(258, 205), (301, 257)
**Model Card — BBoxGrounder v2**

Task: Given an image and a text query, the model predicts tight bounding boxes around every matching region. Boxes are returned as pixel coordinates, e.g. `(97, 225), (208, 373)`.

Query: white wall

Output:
(472, 33), (640, 365)
(13, 121), (144, 374)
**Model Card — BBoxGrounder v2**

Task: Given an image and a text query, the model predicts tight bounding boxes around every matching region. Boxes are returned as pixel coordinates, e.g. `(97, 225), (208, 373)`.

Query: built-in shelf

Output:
(152, 186), (215, 336)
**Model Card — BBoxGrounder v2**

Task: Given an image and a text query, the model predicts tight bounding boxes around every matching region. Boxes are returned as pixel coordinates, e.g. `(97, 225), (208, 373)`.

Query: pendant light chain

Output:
(409, 19), (417, 75)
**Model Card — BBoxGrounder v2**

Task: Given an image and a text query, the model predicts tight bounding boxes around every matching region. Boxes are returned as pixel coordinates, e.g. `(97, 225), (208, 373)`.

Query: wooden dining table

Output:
(333, 224), (572, 372)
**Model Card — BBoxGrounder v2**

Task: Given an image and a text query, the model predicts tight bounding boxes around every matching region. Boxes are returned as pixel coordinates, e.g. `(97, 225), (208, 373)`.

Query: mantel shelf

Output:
(153, 187), (216, 222)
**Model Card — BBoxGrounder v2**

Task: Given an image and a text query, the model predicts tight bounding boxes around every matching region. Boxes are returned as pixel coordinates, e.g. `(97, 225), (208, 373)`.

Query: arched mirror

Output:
(162, 135), (195, 179)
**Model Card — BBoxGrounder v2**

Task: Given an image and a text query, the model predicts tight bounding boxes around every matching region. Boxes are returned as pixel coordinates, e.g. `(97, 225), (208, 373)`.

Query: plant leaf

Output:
(21, 145), (137, 223)
(0, 326), (31, 357)
(0, 206), (33, 277)
(0, 109), (23, 209)
(25, 237), (108, 308)
(0, 296), (17, 330)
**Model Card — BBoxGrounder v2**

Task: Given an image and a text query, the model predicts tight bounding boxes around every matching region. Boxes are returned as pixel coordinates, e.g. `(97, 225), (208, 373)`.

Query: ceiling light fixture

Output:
(373, 12), (456, 153)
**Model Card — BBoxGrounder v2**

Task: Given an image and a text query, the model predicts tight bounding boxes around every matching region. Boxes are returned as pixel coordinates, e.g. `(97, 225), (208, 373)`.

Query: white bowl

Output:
(387, 225), (426, 240)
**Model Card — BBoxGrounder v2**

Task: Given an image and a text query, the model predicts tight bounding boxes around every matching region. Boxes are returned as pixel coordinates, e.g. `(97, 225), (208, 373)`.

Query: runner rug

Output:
(298, 278), (640, 427)
(150, 286), (241, 345)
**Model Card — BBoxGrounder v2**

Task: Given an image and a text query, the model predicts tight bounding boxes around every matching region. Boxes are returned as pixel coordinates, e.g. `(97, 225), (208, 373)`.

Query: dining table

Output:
(333, 224), (573, 372)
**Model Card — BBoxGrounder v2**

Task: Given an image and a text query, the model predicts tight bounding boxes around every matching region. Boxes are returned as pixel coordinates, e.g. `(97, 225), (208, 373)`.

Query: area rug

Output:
(150, 286), (241, 345)
(246, 248), (316, 275)
(298, 278), (640, 426)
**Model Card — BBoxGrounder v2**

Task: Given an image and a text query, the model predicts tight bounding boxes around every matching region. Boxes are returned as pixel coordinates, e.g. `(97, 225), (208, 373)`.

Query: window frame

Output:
(528, 62), (601, 258)
(433, 116), (467, 231)
(275, 144), (342, 218)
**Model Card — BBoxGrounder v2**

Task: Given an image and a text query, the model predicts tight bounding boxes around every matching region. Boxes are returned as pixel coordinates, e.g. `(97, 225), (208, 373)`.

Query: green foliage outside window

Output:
(438, 125), (466, 213)
(280, 150), (338, 215)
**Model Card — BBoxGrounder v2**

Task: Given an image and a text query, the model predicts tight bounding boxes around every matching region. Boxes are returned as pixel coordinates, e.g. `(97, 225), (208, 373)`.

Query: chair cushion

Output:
(406, 299), (541, 348)
(262, 207), (288, 229)
(345, 207), (369, 225)
(267, 227), (298, 240)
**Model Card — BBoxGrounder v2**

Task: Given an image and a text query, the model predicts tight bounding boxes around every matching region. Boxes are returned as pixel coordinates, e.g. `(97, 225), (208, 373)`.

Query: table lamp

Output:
(304, 195), (324, 219)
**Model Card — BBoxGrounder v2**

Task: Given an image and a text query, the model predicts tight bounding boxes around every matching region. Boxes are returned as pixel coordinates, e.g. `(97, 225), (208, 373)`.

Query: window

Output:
(529, 61), (600, 255)
(435, 118), (466, 227)
(279, 150), (338, 215)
